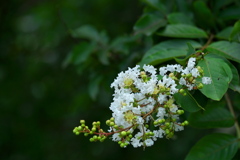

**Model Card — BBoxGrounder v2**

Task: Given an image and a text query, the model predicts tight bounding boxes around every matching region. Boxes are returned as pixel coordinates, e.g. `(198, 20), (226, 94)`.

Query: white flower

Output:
(170, 104), (178, 113)
(187, 57), (196, 69)
(145, 139), (154, 147)
(174, 123), (184, 131)
(202, 77), (212, 84)
(112, 133), (121, 142)
(179, 77), (187, 85)
(156, 107), (166, 119)
(191, 68), (200, 77)
(131, 132), (143, 148)
(157, 93), (168, 104)
(153, 129), (164, 140)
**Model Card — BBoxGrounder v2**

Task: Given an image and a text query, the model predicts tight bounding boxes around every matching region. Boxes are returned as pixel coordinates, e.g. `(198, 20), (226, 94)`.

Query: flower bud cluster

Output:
(73, 57), (211, 148)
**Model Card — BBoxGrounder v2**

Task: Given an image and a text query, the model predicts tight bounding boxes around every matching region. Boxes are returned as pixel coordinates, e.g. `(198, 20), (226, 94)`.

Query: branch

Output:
(225, 93), (240, 140)
(201, 34), (214, 51)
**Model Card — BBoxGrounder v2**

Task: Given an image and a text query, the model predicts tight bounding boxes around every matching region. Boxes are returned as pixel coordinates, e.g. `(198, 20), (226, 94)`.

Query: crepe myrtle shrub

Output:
(68, 0), (240, 158)
(73, 55), (212, 148)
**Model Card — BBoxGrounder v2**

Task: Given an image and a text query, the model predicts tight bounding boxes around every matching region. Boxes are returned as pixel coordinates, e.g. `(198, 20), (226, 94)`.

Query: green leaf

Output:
(174, 91), (204, 112)
(175, 0), (192, 15)
(139, 39), (202, 65)
(226, 60), (240, 93)
(167, 12), (193, 25)
(174, 43), (195, 65)
(230, 20), (240, 40)
(63, 42), (95, 66)
(110, 35), (138, 55)
(134, 14), (167, 36)
(216, 27), (240, 42)
(97, 50), (109, 65)
(206, 41), (240, 63)
(193, 0), (215, 29)
(188, 101), (235, 128)
(185, 133), (238, 160)
(157, 24), (208, 38)
(71, 25), (100, 41)
(143, 0), (167, 13)
(216, 27), (233, 40)
(213, 0), (234, 11)
(198, 54), (233, 100)
(219, 6), (240, 20)
(88, 76), (102, 100)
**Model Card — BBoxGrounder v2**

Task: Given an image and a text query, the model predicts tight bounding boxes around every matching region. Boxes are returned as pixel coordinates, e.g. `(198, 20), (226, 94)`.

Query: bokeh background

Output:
(1, 0), (240, 160)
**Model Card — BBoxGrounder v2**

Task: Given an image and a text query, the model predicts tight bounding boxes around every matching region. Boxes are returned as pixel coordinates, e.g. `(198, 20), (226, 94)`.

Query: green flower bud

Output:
(97, 121), (101, 126)
(197, 83), (204, 89)
(165, 122), (170, 127)
(106, 120), (110, 125)
(93, 135), (98, 140)
(80, 120), (85, 124)
(113, 125), (118, 129)
(165, 129), (170, 134)
(120, 143), (125, 148)
(179, 89), (185, 94)
(186, 73), (191, 78)
(189, 76), (194, 82)
(121, 131), (127, 137)
(149, 132), (154, 136)
(92, 122), (97, 126)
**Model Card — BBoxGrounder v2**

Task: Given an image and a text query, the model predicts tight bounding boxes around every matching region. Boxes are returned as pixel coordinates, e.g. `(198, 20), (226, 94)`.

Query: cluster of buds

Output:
(73, 57), (211, 148)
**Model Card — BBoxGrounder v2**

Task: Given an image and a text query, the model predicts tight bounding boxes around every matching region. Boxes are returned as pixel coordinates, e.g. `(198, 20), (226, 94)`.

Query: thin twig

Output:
(225, 93), (240, 139)
(201, 34), (214, 51)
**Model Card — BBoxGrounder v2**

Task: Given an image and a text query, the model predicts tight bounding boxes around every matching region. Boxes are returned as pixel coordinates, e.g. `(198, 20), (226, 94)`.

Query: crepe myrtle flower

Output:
(73, 57), (211, 148)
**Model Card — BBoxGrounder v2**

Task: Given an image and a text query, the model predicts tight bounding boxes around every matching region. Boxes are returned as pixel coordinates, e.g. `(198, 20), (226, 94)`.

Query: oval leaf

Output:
(188, 101), (235, 128)
(139, 39), (202, 65)
(167, 12), (194, 25)
(134, 14), (167, 36)
(157, 24), (208, 38)
(206, 41), (240, 63)
(224, 59), (240, 93)
(198, 55), (233, 100)
(185, 133), (238, 160)
(230, 20), (240, 40)
(216, 27), (233, 40)
(193, 0), (215, 29)
(174, 91), (203, 112)
(71, 25), (100, 41)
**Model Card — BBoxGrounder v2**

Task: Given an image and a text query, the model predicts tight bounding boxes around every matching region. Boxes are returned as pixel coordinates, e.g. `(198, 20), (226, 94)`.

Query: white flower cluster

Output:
(108, 57), (211, 148)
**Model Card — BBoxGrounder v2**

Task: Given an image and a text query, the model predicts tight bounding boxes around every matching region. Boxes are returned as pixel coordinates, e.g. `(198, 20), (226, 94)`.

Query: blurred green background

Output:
(1, 0), (239, 160)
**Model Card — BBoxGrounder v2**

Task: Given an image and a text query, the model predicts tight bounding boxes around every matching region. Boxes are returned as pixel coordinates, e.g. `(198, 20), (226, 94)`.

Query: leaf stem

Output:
(225, 93), (240, 140)
(201, 34), (214, 51)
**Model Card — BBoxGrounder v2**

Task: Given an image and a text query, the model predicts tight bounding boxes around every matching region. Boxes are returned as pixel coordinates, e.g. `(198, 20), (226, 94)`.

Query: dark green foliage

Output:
(1, 0), (240, 159)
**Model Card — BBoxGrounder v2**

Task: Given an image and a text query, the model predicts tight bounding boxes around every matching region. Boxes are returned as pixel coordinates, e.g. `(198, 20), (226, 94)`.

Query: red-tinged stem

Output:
(201, 34), (214, 51)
